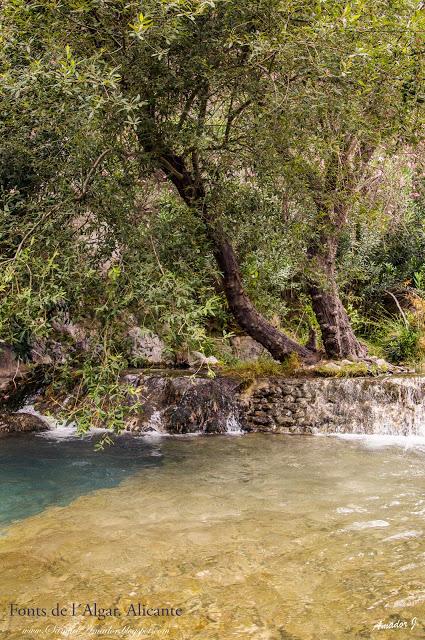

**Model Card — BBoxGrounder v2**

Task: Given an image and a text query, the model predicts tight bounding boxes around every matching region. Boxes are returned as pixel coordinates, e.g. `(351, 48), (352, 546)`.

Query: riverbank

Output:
(3, 369), (425, 439)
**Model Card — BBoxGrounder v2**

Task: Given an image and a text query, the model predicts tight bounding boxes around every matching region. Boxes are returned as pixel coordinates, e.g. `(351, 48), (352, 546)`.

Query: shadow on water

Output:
(1, 433), (425, 638)
(0, 432), (164, 527)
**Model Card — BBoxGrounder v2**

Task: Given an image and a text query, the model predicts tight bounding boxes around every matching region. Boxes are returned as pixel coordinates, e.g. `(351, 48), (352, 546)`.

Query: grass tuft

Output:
(220, 353), (301, 381)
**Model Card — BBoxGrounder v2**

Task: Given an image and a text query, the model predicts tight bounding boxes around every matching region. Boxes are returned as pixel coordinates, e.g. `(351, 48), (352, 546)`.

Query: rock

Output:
(375, 358), (390, 368)
(53, 320), (90, 350)
(30, 316), (95, 365)
(318, 362), (342, 374)
(0, 412), (49, 436)
(166, 377), (242, 434)
(230, 336), (269, 361)
(0, 344), (19, 376)
(251, 415), (272, 426)
(188, 351), (219, 367)
(127, 329), (171, 365)
(119, 372), (242, 434)
(30, 337), (67, 365)
(0, 344), (38, 411)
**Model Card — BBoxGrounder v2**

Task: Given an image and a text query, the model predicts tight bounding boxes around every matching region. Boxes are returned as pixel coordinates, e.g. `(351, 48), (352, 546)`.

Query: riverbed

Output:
(1, 432), (425, 639)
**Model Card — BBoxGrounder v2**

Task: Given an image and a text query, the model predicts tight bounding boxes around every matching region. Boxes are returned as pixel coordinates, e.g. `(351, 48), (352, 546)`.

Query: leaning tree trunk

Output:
(211, 227), (313, 361)
(308, 240), (367, 360)
(158, 152), (315, 362)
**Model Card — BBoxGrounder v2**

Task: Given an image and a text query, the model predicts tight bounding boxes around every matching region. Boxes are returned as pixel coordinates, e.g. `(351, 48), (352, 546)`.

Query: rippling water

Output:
(1, 433), (425, 639)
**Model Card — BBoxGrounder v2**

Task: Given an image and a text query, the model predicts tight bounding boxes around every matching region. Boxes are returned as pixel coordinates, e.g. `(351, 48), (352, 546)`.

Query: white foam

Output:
(146, 410), (165, 433)
(383, 530), (423, 542)
(37, 423), (110, 441)
(337, 505), (367, 514)
(226, 414), (243, 435)
(390, 592), (425, 608)
(331, 433), (425, 450)
(17, 403), (57, 429)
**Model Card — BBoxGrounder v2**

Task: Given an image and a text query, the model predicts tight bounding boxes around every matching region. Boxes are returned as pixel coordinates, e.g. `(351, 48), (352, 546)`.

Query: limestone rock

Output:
(120, 371), (242, 434)
(127, 328), (171, 365)
(30, 337), (67, 365)
(230, 336), (269, 361)
(0, 412), (49, 436)
(0, 345), (35, 411)
(0, 344), (19, 377)
(188, 351), (219, 367)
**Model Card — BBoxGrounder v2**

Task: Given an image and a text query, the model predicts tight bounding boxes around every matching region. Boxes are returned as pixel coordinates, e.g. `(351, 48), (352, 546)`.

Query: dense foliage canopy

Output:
(0, 0), (424, 429)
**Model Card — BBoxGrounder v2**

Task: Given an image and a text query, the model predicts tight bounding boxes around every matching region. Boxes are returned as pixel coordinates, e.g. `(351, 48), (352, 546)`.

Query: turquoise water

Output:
(0, 431), (163, 527)
(1, 433), (425, 638)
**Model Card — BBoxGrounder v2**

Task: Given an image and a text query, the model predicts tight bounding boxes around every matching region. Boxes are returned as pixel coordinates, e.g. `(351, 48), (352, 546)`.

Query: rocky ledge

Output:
(1, 368), (424, 438)
(117, 370), (425, 437)
(0, 412), (48, 436)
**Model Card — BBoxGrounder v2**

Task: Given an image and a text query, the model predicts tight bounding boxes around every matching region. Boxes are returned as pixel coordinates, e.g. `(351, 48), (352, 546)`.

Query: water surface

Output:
(1, 433), (425, 639)
(0, 431), (162, 526)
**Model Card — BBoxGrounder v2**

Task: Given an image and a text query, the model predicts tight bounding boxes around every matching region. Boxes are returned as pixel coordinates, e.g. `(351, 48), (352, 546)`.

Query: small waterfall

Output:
(225, 413), (243, 435)
(17, 402), (112, 440)
(310, 375), (425, 437)
(144, 410), (166, 434)
(17, 402), (59, 429)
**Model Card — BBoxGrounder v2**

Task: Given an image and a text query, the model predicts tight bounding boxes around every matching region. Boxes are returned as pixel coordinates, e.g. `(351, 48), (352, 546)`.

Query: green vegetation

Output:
(221, 354), (302, 382)
(0, 0), (424, 430)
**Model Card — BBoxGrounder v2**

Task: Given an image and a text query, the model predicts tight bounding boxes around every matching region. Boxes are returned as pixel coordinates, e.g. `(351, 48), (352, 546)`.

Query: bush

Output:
(373, 311), (425, 365)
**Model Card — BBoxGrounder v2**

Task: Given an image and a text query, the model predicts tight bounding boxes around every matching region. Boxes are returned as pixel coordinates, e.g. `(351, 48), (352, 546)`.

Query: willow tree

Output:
(255, 0), (425, 358)
(2, 0), (423, 362)
(282, 1), (425, 358)
(2, 0), (319, 361)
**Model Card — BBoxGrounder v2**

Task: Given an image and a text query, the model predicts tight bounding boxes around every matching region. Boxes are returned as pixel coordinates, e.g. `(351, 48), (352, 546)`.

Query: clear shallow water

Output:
(0, 431), (163, 526)
(1, 433), (425, 639)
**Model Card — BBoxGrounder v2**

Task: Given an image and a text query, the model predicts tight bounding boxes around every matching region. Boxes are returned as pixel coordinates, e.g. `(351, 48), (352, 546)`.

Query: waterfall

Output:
(313, 376), (425, 437)
(225, 413), (243, 435)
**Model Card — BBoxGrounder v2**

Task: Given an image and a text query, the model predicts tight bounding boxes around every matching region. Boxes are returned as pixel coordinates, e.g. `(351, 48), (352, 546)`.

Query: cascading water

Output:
(11, 372), (425, 438)
(311, 375), (425, 437)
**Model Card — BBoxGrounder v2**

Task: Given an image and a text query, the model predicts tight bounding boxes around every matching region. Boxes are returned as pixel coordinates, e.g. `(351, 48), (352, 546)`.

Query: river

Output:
(1, 431), (425, 639)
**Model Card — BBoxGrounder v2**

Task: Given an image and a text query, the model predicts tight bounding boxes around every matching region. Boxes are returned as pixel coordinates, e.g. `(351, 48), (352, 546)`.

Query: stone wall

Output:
(123, 371), (425, 437)
(240, 375), (425, 436)
(4, 368), (425, 437)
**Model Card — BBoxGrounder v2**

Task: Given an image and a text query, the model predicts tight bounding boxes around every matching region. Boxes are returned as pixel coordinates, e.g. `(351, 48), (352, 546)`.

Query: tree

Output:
(1, 0), (319, 360)
(1, 0), (423, 363)
(250, 0), (424, 357)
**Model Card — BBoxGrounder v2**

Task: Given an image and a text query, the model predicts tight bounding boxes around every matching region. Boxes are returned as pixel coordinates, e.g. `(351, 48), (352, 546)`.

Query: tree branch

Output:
(76, 149), (110, 201)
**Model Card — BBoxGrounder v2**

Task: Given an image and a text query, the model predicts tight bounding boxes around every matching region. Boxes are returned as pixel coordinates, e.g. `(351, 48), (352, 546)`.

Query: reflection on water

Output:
(1, 434), (425, 639)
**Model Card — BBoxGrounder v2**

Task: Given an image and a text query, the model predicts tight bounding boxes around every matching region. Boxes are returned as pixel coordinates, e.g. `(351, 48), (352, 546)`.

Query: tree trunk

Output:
(158, 152), (315, 362)
(308, 240), (367, 360)
(211, 227), (313, 361)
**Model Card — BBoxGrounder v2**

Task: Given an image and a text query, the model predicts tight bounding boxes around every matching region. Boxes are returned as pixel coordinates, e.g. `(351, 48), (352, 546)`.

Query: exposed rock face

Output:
(30, 337), (66, 365)
(0, 345), (37, 411)
(122, 371), (241, 434)
(230, 336), (269, 361)
(165, 377), (240, 434)
(8, 369), (425, 438)
(127, 329), (171, 365)
(187, 351), (219, 367)
(0, 344), (18, 375)
(31, 317), (92, 365)
(124, 372), (425, 436)
(0, 412), (48, 436)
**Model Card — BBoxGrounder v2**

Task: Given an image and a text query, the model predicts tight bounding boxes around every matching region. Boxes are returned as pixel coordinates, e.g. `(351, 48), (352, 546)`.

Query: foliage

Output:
(221, 353), (301, 381)
(372, 294), (425, 365)
(312, 362), (373, 378)
(45, 352), (140, 437)
(0, 0), (424, 430)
